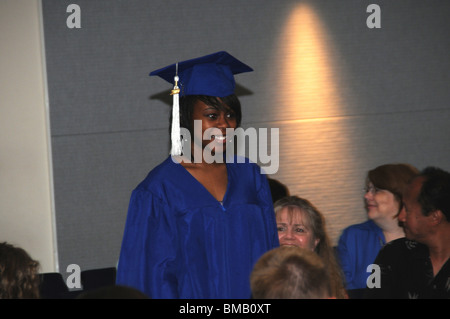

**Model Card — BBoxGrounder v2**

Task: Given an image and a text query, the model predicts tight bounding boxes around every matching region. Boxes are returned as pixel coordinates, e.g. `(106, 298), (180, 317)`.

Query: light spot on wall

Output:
(269, 3), (361, 244)
(274, 3), (343, 119)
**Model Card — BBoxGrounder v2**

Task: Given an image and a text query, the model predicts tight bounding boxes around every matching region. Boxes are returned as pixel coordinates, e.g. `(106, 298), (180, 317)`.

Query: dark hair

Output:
(418, 167), (450, 221)
(0, 242), (40, 299)
(267, 178), (290, 203)
(177, 94), (242, 134)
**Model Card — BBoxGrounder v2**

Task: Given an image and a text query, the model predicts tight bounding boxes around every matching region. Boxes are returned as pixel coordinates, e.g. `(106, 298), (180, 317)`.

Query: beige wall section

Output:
(0, 0), (57, 273)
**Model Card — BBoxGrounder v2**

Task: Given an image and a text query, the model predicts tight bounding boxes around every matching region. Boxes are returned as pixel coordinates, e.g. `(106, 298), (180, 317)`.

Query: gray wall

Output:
(42, 0), (450, 275)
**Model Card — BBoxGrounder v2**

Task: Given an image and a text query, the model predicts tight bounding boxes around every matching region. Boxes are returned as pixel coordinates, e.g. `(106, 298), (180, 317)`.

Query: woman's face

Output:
(191, 99), (237, 152)
(276, 207), (319, 251)
(364, 182), (400, 222)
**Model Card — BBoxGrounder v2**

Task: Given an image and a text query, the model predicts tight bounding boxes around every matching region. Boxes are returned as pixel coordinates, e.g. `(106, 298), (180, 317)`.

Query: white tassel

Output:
(170, 73), (182, 156)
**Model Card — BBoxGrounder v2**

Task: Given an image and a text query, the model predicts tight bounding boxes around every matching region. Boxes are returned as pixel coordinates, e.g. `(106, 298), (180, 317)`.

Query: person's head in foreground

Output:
(250, 246), (333, 299)
(0, 242), (40, 299)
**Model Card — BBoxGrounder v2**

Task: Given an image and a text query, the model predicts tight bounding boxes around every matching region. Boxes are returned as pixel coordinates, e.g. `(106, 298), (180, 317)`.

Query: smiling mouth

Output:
(211, 135), (227, 142)
(365, 201), (377, 208)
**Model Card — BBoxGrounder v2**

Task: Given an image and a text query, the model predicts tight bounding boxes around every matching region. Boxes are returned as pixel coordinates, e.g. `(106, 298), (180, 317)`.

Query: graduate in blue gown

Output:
(116, 51), (279, 299)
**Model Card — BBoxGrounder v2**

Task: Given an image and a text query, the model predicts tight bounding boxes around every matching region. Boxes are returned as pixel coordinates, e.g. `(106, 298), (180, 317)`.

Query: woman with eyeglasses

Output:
(336, 163), (419, 296)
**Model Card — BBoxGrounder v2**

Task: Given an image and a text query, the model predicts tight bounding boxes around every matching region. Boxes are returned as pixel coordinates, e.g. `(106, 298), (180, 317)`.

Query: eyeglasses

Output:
(363, 185), (382, 195)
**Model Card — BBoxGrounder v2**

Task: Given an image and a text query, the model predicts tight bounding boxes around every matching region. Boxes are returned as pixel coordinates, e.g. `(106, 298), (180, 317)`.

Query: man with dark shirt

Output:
(365, 167), (450, 299)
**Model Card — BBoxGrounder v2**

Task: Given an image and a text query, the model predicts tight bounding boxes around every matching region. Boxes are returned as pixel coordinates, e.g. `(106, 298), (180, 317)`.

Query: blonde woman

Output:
(274, 196), (347, 299)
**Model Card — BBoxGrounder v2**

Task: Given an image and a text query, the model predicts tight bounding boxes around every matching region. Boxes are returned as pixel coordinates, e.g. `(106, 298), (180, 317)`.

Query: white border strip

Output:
(38, 0), (59, 273)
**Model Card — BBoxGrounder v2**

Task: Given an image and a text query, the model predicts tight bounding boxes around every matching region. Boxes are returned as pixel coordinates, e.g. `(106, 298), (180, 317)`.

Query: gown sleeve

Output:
(116, 187), (179, 298)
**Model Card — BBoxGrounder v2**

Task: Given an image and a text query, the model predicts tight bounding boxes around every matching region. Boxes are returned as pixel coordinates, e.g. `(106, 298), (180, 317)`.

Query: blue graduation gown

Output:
(116, 156), (279, 299)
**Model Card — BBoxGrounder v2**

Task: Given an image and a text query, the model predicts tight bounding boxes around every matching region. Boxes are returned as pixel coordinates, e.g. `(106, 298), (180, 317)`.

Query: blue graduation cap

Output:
(150, 51), (253, 97)
(149, 51), (253, 156)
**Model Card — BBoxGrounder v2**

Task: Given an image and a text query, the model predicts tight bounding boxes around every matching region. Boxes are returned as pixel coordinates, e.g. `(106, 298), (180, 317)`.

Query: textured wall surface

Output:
(42, 0), (450, 274)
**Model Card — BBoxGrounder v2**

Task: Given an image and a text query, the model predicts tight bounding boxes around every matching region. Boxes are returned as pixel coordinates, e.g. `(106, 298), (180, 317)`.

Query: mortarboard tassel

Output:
(170, 64), (182, 156)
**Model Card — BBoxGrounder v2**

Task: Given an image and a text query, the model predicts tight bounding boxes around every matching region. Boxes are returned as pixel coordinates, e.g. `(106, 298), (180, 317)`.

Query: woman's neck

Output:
(383, 228), (404, 243)
(376, 218), (404, 243)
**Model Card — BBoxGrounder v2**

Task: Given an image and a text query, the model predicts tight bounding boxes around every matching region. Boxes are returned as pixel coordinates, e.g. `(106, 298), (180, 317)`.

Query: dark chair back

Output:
(81, 267), (117, 291)
(39, 272), (69, 299)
